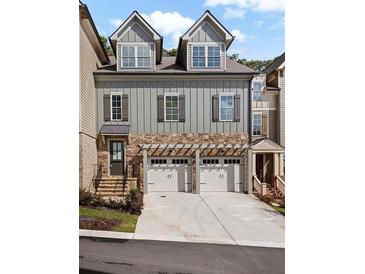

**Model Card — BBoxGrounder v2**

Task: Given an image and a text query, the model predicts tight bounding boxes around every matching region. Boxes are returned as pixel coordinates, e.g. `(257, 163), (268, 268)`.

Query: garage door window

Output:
(151, 159), (167, 165)
(202, 159), (219, 164)
(224, 159), (241, 164)
(172, 159), (188, 164)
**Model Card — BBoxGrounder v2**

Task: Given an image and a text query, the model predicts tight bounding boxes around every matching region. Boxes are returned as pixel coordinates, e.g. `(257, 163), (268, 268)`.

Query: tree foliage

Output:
(100, 36), (113, 56)
(228, 53), (276, 72)
(163, 48), (178, 57)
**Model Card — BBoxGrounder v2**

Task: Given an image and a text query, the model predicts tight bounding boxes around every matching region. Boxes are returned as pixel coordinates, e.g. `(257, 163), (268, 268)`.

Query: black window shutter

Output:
(234, 95), (240, 122)
(122, 94), (128, 121)
(157, 95), (164, 122)
(179, 95), (185, 122)
(104, 95), (111, 121)
(212, 95), (219, 122)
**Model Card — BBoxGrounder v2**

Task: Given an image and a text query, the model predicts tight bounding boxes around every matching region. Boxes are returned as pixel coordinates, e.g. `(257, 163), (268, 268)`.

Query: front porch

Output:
(248, 138), (285, 198)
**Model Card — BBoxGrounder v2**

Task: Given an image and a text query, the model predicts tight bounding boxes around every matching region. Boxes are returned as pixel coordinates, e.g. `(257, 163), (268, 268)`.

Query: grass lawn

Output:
(271, 206), (285, 216)
(79, 207), (138, 233)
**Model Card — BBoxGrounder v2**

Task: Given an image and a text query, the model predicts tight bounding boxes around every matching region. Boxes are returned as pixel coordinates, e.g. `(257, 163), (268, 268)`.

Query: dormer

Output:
(176, 11), (234, 72)
(109, 11), (163, 71)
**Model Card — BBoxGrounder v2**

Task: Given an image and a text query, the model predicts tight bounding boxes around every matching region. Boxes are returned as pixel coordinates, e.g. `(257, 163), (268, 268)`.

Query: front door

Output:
(110, 141), (123, 176)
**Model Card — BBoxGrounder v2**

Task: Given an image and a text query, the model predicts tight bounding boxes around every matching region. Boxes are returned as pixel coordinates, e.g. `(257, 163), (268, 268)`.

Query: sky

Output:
(83, 0), (284, 60)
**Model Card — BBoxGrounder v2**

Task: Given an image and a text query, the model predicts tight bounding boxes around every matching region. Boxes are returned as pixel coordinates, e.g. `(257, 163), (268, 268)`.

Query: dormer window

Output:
(208, 46), (220, 67)
(121, 45), (150, 68)
(192, 45), (221, 68)
(192, 46), (205, 67)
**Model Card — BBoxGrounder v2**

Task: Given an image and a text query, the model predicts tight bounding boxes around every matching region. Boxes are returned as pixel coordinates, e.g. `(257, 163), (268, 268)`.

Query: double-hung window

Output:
(122, 46), (135, 67)
(137, 46), (150, 67)
(111, 94), (122, 120)
(192, 46), (205, 67)
(192, 45), (221, 68)
(219, 94), (234, 121)
(252, 81), (263, 101)
(252, 113), (262, 136)
(121, 45), (150, 68)
(207, 46), (220, 67)
(165, 94), (179, 121)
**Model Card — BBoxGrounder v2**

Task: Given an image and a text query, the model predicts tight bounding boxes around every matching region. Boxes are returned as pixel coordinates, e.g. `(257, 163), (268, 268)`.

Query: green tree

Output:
(228, 53), (276, 72)
(100, 36), (113, 56)
(163, 48), (178, 57)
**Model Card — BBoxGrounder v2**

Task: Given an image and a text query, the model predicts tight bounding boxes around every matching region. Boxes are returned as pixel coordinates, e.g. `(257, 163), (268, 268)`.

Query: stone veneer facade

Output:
(97, 133), (249, 194)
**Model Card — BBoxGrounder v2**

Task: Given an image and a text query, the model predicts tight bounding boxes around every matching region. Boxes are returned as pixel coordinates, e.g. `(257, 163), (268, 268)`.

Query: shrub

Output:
(105, 198), (124, 210)
(79, 188), (104, 207)
(123, 188), (144, 215)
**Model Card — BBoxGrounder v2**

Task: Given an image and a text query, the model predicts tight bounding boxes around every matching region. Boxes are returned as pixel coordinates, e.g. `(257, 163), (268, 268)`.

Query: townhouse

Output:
(79, 7), (285, 197)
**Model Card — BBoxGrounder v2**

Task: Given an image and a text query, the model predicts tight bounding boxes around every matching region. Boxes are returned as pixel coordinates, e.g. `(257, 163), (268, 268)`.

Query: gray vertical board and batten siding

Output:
(96, 79), (250, 134)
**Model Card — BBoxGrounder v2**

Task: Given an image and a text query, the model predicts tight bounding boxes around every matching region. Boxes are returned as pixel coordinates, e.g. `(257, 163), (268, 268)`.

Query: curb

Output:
(79, 229), (284, 248)
(79, 229), (134, 240)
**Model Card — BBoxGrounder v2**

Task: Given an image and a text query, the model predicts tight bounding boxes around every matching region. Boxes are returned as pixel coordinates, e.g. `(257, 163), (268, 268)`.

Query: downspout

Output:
(248, 76), (253, 144)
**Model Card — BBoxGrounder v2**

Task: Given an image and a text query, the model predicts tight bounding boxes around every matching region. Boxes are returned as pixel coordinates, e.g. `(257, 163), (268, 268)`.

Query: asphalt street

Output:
(79, 237), (284, 274)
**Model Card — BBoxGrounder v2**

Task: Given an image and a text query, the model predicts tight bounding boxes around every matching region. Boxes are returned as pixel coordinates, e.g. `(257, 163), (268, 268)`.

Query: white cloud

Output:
(141, 11), (194, 47)
(110, 18), (124, 28)
(231, 29), (247, 42)
(223, 7), (245, 19)
(204, 0), (284, 12)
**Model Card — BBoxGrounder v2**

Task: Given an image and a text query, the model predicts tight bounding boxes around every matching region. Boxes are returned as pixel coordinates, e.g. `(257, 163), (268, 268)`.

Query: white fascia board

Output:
(110, 11), (161, 41)
(182, 11), (233, 41)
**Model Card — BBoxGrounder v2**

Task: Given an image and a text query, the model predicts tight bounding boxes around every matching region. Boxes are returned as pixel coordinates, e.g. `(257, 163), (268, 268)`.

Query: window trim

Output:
(164, 93), (179, 122)
(219, 93), (235, 122)
(119, 43), (151, 69)
(110, 92), (123, 121)
(191, 43), (222, 69)
(252, 112), (263, 136)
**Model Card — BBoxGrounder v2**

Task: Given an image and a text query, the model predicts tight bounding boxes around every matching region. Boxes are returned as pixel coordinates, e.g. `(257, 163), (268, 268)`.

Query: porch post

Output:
(195, 149), (200, 194)
(143, 148), (148, 194)
(252, 152), (256, 176)
(273, 153), (279, 177)
(247, 149), (254, 194)
(279, 153), (285, 176)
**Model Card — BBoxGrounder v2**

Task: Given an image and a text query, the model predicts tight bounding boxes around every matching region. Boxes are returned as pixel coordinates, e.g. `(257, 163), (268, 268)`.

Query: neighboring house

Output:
(79, 1), (109, 190)
(263, 53), (285, 147)
(247, 53), (285, 196)
(92, 10), (262, 196)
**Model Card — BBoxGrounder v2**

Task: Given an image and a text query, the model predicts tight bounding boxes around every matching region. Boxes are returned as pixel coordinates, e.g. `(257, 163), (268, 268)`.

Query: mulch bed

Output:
(79, 216), (122, 231)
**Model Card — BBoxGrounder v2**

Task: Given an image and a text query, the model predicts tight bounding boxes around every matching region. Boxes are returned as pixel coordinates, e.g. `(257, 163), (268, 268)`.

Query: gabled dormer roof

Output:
(109, 11), (163, 63)
(176, 10), (234, 65)
(181, 10), (234, 45)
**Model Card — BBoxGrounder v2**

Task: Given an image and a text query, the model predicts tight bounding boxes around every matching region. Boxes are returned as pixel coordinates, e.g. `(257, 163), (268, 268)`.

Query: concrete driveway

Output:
(134, 192), (284, 248)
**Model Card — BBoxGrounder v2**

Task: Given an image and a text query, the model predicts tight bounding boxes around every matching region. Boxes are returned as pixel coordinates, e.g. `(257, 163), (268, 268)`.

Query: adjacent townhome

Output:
(247, 53), (285, 197)
(79, 1), (110, 190)
(92, 10), (262, 196)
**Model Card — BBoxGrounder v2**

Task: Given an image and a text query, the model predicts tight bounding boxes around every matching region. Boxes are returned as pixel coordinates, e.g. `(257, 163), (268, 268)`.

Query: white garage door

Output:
(200, 158), (243, 192)
(148, 158), (192, 192)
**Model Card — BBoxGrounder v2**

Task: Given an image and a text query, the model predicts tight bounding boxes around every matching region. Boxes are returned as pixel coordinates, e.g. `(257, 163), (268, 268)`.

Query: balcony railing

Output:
(252, 100), (269, 109)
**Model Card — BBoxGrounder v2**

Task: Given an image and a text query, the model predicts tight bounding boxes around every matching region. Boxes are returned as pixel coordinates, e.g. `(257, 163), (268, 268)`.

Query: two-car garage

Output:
(147, 157), (244, 193)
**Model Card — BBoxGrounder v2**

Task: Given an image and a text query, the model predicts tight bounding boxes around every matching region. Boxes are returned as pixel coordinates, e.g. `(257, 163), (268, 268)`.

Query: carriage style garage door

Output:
(200, 157), (244, 192)
(147, 158), (192, 192)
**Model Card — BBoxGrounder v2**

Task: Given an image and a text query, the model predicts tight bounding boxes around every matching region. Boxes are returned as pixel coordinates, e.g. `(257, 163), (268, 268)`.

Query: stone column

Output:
(195, 149), (200, 194)
(279, 153), (285, 176)
(143, 149), (148, 194)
